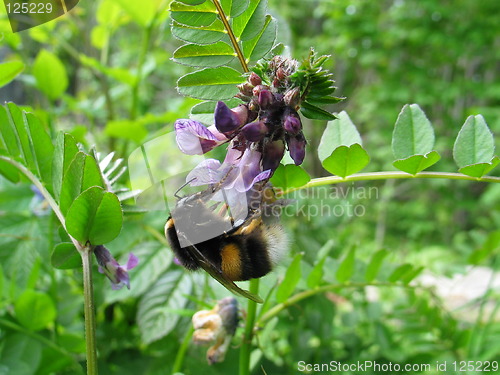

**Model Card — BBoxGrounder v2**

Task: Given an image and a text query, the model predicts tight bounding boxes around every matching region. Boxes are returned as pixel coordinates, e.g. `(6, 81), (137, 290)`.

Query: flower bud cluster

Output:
(174, 55), (307, 192)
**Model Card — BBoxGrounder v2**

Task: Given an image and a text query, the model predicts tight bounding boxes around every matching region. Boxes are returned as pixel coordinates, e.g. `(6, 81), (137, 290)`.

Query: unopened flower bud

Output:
(284, 87), (301, 108)
(288, 133), (306, 166)
(214, 101), (243, 133)
(241, 121), (268, 142)
(262, 140), (285, 172)
(276, 67), (286, 81)
(258, 90), (274, 109)
(248, 72), (262, 86)
(282, 108), (302, 135)
(237, 82), (253, 96)
(252, 84), (270, 97)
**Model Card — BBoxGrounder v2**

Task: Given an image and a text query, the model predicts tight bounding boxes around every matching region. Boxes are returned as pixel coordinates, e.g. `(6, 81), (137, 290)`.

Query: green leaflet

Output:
(137, 271), (193, 344)
(51, 243), (81, 270)
(65, 186), (123, 245)
(0, 103), (54, 188)
(276, 252), (302, 303)
(453, 115), (498, 177)
(242, 15), (277, 63)
(270, 164), (311, 190)
(393, 151), (441, 175)
(173, 42), (236, 68)
(391, 104), (440, 174)
(171, 0), (277, 100)
(171, 20), (226, 45)
(322, 144), (370, 178)
(318, 111), (362, 162)
(177, 67), (245, 100)
(392, 104), (435, 159)
(170, 1), (218, 27)
(32, 50), (68, 100)
(336, 246), (356, 283)
(0, 61), (24, 87)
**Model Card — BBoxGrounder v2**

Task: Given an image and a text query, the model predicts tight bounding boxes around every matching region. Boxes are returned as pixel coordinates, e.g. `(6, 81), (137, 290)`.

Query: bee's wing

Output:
(188, 243), (263, 303)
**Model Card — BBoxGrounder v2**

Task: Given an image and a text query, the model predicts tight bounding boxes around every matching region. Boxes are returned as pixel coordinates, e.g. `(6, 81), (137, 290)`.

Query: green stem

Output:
(81, 246), (98, 375)
(131, 24), (154, 120)
(257, 282), (416, 327)
(284, 171), (500, 194)
(171, 326), (194, 374)
(239, 278), (260, 375)
(212, 0), (249, 73)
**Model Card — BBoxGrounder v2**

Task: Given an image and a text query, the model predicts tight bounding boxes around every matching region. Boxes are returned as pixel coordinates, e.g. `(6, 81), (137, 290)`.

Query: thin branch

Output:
(284, 171), (500, 195)
(212, 0), (249, 73)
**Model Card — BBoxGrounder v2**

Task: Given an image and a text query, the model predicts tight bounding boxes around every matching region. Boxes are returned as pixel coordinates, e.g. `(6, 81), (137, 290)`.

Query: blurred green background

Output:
(0, 0), (499, 374)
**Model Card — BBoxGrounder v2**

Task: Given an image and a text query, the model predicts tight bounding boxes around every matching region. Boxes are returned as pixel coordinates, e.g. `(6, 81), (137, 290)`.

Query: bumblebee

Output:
(165, 184), (288, 303)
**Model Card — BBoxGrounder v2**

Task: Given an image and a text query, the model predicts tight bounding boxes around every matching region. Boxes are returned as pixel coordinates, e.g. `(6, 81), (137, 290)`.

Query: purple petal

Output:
(186, 159), (223, 185)
(126, 253), (139, 270)
(214, 101), (241, 133)
(175, 119), (226, 155)
(262, 140), (285, 172)
(241, 121), (268, 142)
(288, 133), (307, 165)
(283, 108), (302, 135)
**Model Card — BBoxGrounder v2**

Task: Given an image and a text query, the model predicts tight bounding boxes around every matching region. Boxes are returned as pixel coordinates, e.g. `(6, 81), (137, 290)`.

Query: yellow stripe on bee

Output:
(221, 243), (242, 281)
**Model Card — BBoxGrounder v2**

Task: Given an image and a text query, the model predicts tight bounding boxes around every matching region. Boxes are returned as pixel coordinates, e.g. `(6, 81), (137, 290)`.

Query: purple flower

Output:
(262, 140), (285, 172)
(258, 90), (274, 109)
(175, 119), (227, 155)
(214, 101), (248, 134)
(288, 133), (307, 165)
(241, 121), (268, 142)
(282, 108), (302, 135)
(94, 245), (139, 290)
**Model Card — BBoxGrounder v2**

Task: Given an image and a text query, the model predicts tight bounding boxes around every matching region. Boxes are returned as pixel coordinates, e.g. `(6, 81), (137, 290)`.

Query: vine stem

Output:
(239, 278), (260, 375)
(212, 0), (249, 73)
(82, 246), (98, 375)
(257, 282), (416, 327)
(284, 171), (500, 195)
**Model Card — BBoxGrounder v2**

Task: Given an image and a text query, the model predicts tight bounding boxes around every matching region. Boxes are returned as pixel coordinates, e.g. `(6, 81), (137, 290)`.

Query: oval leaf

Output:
(318, 111), (362, 162)
(453, 115), (496, 168)
(365, 249), (389, 282)
(32, 50), (68, 100)
(51, 243), (81, 269)
(177, 67), (244, 100)
(242, 15), (276, 63)
(300, 102), (336, 121)
(458, 157), (500, 178)
(14, 291), (57, 331)
(276, 252), (303, 303)
(270, 164), (311, 190)
(392, 151), (441, 175)
(322, 144), (370, 178)
(232, 0), (268, 41)
(336, 246), (356, 283)
(137, 271), (193, 344)
(0, 61), (24, 87)
(392, 104), (435, 159)
(66, 186), (123, 245)
(171, 20), (226, 45)
(170, 1), (218, 27)
(173, 42), (236, 68)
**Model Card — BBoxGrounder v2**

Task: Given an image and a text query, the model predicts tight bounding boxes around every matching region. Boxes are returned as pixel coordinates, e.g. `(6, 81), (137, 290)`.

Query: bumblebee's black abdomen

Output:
(220, 231), (272, 281)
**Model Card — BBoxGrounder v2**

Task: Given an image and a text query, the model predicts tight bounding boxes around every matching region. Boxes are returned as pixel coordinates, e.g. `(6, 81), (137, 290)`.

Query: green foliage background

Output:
(0, 0), (499, 374)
